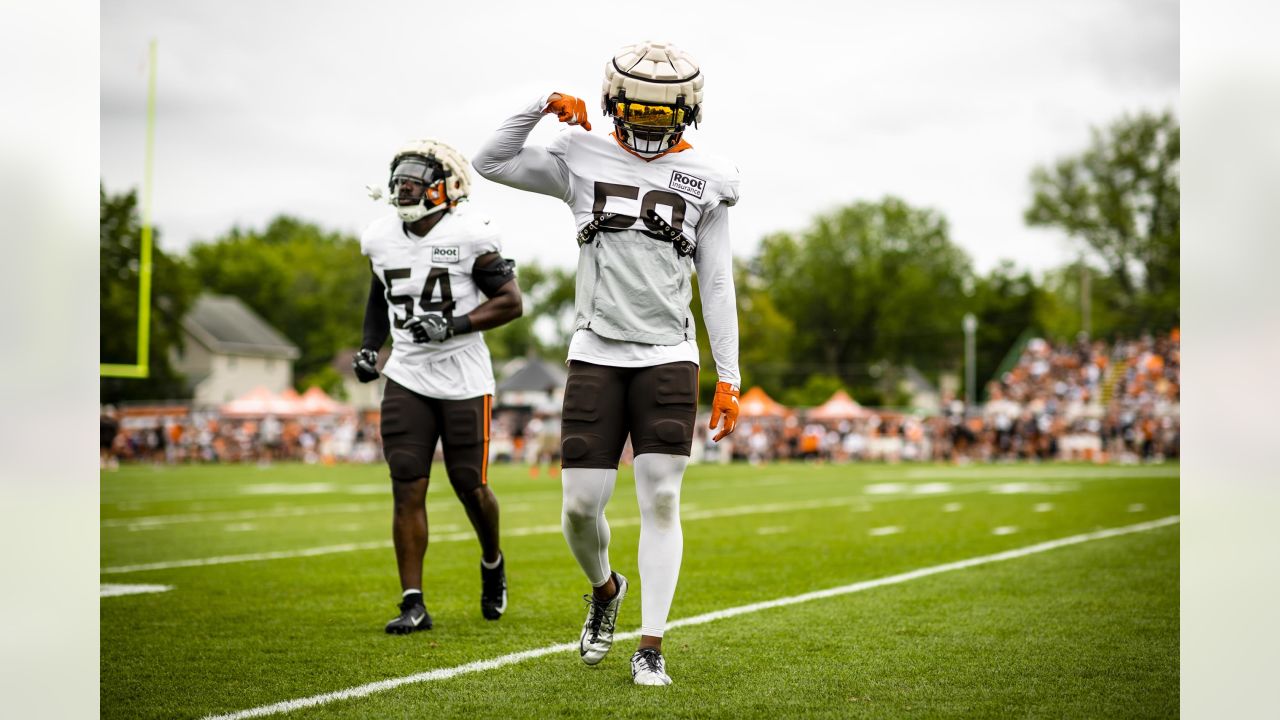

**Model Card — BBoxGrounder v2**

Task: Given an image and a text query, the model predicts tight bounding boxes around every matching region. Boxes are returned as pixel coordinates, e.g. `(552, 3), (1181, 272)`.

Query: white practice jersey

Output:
(360, 206), (501, 399)
(472, 94), (742, 385)
(546, 127), (740, 244)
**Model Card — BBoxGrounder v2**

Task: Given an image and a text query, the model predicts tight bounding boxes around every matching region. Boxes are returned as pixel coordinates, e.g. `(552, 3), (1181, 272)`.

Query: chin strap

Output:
(367, 183), (453, 221)
(396, 197), (449, 222)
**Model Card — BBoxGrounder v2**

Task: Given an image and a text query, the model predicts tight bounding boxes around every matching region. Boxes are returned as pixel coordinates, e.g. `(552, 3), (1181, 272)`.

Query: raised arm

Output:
(471, 94), (582, 202)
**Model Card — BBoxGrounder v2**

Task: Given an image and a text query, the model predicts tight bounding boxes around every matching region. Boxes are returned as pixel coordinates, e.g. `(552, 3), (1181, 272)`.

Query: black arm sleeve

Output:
(472, 256), (518, 297)
(362, 271), (390, 350)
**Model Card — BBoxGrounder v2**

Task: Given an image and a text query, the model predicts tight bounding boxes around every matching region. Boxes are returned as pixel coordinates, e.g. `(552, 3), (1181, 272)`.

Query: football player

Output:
(354, 139), (523, 634)
(473, 41), (741, 685)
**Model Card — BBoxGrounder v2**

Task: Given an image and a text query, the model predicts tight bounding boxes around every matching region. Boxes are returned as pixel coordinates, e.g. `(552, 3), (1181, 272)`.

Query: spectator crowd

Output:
(102, 333), (1179, 469)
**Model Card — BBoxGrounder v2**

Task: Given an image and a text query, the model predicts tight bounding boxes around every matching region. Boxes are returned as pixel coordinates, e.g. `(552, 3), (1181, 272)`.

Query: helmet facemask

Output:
(607, 90), (698, 155)
(389, 155), (448, 222)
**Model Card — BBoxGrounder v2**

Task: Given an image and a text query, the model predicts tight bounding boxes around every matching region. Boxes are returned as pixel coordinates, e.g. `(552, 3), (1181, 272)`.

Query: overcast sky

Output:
(101, 0), (1178, 274)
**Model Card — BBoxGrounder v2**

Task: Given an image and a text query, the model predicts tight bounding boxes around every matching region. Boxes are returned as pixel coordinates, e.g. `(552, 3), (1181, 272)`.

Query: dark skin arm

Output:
(463, 252), (523, 330)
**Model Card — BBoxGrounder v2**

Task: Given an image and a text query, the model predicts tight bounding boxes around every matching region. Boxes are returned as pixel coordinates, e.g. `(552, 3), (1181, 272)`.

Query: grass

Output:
(101, 461), (1178, 719)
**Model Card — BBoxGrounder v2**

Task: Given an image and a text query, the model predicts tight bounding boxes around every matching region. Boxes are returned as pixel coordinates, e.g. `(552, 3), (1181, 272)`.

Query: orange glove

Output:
(709, 382), (740, 442)
(544, 92), (592, 131)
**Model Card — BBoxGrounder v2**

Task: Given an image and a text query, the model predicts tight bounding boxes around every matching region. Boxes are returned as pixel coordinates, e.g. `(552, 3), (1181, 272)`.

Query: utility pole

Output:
(1081, 259), (1091, 339)
(963, 313), (977, 410)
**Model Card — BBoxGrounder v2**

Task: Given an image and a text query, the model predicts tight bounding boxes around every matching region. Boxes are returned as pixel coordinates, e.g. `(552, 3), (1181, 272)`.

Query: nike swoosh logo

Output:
(411, 612), (425, 626)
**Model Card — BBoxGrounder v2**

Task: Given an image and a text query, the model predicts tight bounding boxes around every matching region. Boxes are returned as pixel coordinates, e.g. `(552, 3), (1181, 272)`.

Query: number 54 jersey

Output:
(359, 205), (501, 400)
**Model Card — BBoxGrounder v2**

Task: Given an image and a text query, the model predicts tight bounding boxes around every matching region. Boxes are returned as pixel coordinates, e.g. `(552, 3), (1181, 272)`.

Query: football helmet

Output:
(386, 139), (471, 222)
(601, 41), (703, 155)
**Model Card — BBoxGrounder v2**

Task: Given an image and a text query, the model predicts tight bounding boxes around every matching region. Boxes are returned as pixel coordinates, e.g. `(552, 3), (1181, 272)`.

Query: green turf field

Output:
(101, 461), (1178, 719)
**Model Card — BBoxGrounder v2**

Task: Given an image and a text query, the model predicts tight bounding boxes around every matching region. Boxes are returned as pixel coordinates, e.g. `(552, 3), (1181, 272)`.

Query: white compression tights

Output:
(561, 453), (688, 638)
(560, 467), (618, 587)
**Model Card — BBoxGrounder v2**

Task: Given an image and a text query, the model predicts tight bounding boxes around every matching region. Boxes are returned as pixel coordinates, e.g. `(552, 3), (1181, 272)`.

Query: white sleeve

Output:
(693, 202), (741, 387)
(719, 162), (741, 207)
(471, 94), (573, 202)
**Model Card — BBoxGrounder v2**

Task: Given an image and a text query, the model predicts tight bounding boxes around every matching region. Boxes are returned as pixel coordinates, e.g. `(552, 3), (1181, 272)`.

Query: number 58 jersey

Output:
(359, 205), (501, 400)
(547, 130), (740, 346)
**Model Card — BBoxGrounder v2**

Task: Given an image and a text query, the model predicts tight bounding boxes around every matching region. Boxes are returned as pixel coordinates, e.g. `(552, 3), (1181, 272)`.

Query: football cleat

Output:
(631, 647), (672, 686)
(579, 572), (628, 665)
(480, 555), (507, 620)
(385, 596), (432, 635)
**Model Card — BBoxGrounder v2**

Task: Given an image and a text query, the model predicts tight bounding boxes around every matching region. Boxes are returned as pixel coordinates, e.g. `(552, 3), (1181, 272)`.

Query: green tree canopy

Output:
(485, 261), (576, 361)
(188, 217), (368, 392)
(1026, 110), (1179, 330)
(750, 197), (973, 393)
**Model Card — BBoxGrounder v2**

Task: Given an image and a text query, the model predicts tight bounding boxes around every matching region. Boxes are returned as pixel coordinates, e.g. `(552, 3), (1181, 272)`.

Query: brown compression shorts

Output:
(560, 360), (698, 469)
(380, 378), (491, 491)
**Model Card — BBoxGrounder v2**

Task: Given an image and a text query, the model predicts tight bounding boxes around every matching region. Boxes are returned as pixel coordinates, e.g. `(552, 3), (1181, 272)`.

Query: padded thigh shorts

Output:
(560, 360), (698, 469)
(380, 378), (491, 491)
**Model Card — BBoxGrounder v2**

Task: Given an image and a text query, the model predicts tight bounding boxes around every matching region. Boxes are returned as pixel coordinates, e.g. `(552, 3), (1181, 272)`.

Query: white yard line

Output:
(101, 583), (173, 598)
(203, 516), (1179, 720)
(101, 502), (388, 528)
(101, 490), (987, 575)
(899, 466), (1178, 481)
(104, 503), (536, 530)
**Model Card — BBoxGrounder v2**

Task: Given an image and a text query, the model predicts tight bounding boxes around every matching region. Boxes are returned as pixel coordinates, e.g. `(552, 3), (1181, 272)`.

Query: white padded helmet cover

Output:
(392, 138), (471, 204)
(601, 41), (704, 123)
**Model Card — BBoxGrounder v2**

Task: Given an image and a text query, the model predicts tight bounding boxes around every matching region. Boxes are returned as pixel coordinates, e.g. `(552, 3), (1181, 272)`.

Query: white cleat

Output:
(631, 647), (672, 686)
(579, 572), (628, 665)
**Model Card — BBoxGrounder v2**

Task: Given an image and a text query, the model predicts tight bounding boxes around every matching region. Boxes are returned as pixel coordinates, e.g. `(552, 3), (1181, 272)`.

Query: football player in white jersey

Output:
(473, 41), (742, 685)
(353, 139), (523, 634)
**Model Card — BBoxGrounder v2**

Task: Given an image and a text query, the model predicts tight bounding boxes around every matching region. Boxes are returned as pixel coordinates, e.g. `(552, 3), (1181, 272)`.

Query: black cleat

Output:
(481, 555), (507, 620)
(385, 597), (432, 634)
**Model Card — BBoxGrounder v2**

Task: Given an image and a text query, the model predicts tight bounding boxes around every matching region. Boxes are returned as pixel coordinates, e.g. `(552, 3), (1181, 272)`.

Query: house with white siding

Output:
(172, 294), (300, 407)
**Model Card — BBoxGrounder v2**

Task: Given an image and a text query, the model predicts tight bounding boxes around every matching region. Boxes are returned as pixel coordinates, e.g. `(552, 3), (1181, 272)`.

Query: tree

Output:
(1034, 260), (1130, 342)
(100, 186), (198, 403)
(1025, 110), (1179, 330)
(687, 259), (795, 402)
(492, 261), (577, 360)
(188, 217), (368, 393)
(969, 261), (1049, 395)
(751, 197), (973, 394)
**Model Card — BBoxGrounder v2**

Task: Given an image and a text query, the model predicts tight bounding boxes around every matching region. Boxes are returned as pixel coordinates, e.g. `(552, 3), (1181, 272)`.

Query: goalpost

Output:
(102, 40), (157, 379)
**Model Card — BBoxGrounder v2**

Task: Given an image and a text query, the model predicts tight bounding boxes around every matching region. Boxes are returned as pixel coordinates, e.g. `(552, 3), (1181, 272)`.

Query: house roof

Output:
(183, 294), (300, 360)
(497, 358), (567, 393)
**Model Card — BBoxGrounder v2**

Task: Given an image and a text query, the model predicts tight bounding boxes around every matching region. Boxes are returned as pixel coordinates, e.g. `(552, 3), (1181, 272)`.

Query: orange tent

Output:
(299, 386), (353, 416)
(738, 386), (788, 418)
(220, 386), (305, 417)
(807, 390), (866, 421)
